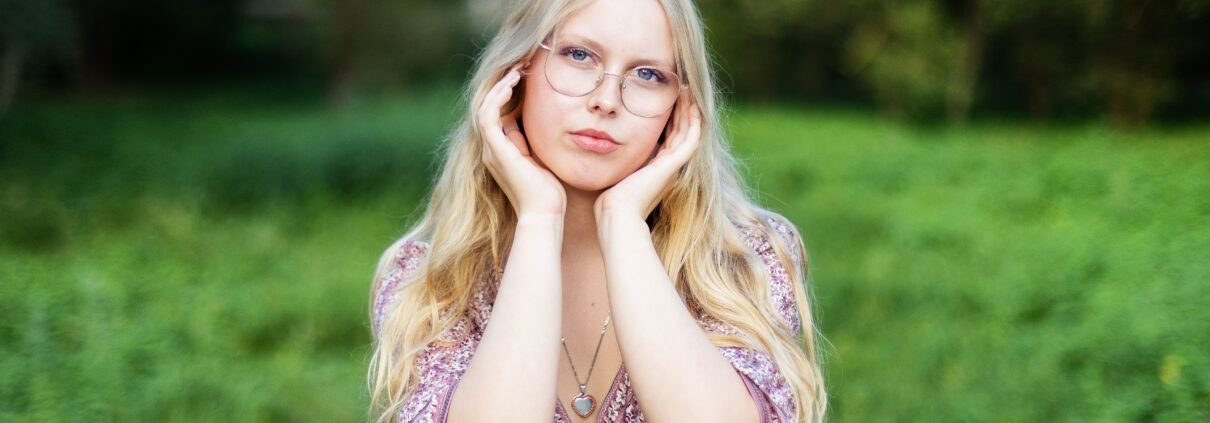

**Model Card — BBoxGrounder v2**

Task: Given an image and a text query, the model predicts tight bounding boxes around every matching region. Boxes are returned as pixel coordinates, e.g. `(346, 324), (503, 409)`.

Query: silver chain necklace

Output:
(561, 310), (611, 418)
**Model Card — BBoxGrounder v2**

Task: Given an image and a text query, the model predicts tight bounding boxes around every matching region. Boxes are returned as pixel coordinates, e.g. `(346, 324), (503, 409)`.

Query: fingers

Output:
(500, 117), (530, 157)
(478, 63), (528, 160)
(656, 92), (702, 166)
(678, 103), (702, 159)
(478, 62), (551, 214)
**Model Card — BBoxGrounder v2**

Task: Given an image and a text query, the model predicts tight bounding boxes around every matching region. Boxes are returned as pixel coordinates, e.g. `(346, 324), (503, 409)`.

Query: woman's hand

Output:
(477, 63), (567, 217)
(594, 91), (702, 225)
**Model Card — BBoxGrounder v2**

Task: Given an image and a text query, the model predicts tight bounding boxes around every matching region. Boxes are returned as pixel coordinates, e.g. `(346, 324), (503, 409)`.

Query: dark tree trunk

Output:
(947, 0), (984, 124)
(0, 40), (24, 114)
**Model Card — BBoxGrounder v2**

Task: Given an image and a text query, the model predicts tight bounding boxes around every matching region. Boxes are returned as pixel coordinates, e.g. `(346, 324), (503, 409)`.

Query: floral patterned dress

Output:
(372, 218), (805, 423)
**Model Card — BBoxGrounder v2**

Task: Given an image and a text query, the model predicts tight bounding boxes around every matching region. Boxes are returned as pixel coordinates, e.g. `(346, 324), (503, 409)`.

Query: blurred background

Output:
(1, 0), (1207, 421)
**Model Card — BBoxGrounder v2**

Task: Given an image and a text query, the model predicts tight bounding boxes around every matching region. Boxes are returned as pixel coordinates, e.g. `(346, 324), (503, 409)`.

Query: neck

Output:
(560, 183), (602, 263)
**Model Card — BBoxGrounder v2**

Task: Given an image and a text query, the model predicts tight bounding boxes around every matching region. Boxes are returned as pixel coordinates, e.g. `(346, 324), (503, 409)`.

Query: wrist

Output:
(517, 199), (566, 220)
(516, 212), (565, 234)
(595, 209), (650, 244)
(517, 210), (564, 221)
(593, 197), (643, 228)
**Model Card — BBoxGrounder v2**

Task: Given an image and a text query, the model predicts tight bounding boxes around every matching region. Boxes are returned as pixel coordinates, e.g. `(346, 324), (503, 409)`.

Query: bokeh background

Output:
(2, 0), (1208, 421)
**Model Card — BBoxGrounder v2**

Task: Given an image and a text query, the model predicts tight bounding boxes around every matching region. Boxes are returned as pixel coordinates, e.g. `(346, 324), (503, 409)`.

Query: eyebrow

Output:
(554, 31), (677, 70)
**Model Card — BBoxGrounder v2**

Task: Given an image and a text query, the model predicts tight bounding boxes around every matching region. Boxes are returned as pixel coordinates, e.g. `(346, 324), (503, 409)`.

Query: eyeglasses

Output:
(536, 38), (683, 118)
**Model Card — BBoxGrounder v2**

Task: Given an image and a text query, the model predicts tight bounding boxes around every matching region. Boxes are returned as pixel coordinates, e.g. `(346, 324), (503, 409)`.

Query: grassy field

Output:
(1, 87), (1208, 422)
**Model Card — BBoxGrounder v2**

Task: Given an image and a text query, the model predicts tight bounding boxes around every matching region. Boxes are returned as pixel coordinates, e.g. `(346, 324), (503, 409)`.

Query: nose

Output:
(586, 72), (624, 115)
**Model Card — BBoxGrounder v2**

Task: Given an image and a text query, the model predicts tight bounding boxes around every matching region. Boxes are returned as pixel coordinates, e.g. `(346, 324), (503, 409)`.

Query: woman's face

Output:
(520, 0), (677, 193)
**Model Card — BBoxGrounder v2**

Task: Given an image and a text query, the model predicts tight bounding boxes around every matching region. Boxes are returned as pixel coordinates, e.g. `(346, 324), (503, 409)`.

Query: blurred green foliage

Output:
(0, 85), (457, 421)
(2, 0), (1208, 122)
(2, 86), (1208, 421)
(700, 0), (1210, 123)
(729, 108), (1210, 422)
(2, 0), (1206, 421)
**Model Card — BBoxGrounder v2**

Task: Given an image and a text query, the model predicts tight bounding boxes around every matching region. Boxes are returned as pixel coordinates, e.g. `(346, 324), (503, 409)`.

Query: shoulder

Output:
(739, 214), (805, 272)
(371, 238), (432, 338)
(738, 213), (806, 334)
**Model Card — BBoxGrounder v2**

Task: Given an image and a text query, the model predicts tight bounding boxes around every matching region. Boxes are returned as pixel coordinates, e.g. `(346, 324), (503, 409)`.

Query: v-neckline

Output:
(556, 363), (627, 422)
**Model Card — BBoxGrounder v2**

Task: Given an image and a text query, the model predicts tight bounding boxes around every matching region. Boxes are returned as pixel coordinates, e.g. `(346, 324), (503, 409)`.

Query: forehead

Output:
(556, 0), (675, 67)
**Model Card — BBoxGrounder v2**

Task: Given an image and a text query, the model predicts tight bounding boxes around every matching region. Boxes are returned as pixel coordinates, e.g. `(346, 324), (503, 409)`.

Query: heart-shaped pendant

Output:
(571, 393), (596, 417)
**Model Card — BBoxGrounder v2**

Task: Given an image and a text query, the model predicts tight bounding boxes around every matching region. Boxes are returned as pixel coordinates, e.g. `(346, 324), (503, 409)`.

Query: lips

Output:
(570, 129), (619, 154)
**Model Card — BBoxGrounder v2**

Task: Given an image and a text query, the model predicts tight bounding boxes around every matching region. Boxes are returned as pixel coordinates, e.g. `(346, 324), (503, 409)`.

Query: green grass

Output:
(1, 88), (1207, 422)
(730, 109), (1210, 422)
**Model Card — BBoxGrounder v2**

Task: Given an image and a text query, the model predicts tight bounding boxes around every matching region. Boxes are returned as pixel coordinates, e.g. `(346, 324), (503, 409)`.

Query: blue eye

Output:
(636, 68), (666, 83)
(562, 48), (591, 62)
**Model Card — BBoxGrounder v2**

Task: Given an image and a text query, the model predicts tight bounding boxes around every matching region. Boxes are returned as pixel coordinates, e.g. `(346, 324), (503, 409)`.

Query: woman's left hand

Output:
(595, 91), (702, 225)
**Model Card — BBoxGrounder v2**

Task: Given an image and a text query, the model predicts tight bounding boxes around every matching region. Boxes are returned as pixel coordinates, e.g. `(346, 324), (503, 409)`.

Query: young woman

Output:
(368, 0), (826, 421)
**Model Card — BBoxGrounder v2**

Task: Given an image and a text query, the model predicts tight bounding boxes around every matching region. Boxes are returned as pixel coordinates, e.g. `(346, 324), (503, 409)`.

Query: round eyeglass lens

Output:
(543, 40), (680, 117)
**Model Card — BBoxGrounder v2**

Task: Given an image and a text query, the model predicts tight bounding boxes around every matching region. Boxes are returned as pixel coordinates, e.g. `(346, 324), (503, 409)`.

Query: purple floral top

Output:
(372, 218), (805, 423)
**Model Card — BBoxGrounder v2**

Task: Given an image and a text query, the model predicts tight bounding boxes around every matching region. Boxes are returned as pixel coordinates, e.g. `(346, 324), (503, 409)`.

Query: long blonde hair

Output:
(368, 0), (826, 421)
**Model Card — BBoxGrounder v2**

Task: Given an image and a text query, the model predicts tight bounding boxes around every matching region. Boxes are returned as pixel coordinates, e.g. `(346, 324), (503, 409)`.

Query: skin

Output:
(449, 0), (761, 422)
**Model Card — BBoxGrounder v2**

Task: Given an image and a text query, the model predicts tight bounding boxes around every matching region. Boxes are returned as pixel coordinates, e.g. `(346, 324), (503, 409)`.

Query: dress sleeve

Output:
(371, 239), (482, 423)
(396, 319), (481, 423)
(705, 218), (808, 422)
(372, 239), (430, 339)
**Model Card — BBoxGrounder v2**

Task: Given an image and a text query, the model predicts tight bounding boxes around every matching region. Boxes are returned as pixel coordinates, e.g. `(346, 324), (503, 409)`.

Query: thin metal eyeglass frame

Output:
(534, 41), (685, 118)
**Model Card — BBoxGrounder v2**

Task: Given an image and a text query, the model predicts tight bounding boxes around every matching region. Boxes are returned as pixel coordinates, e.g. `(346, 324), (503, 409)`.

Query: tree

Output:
(0, 0), (74, 113)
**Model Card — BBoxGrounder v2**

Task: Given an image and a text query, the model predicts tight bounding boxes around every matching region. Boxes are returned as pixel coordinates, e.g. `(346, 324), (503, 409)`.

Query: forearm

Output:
(448, 214), (564, 422)
(598, 213), (759, 423)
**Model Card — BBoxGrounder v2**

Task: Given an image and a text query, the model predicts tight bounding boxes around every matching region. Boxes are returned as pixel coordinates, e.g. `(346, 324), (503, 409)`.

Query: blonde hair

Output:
(368, 0), (826, 421)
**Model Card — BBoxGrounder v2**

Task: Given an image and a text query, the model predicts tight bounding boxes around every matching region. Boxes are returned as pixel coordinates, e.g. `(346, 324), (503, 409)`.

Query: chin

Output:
(556, 171), (621, 193)
(533, 145), (644, 194)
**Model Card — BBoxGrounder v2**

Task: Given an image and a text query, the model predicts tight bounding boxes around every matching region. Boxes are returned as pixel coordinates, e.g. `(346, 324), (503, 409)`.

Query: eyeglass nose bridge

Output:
(593, 71), (628, 91)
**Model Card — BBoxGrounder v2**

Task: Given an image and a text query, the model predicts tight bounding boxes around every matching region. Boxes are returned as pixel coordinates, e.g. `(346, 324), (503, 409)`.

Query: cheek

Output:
(519, 78), (564, 153)
(627, 119), (669, 161)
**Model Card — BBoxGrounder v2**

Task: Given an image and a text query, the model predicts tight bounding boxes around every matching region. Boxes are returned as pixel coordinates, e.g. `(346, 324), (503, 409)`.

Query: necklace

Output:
(561, 310), (611, 418)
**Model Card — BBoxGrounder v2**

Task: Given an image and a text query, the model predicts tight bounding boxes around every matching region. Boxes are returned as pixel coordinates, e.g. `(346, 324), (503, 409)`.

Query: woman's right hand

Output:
(477, 63), (567, 217)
